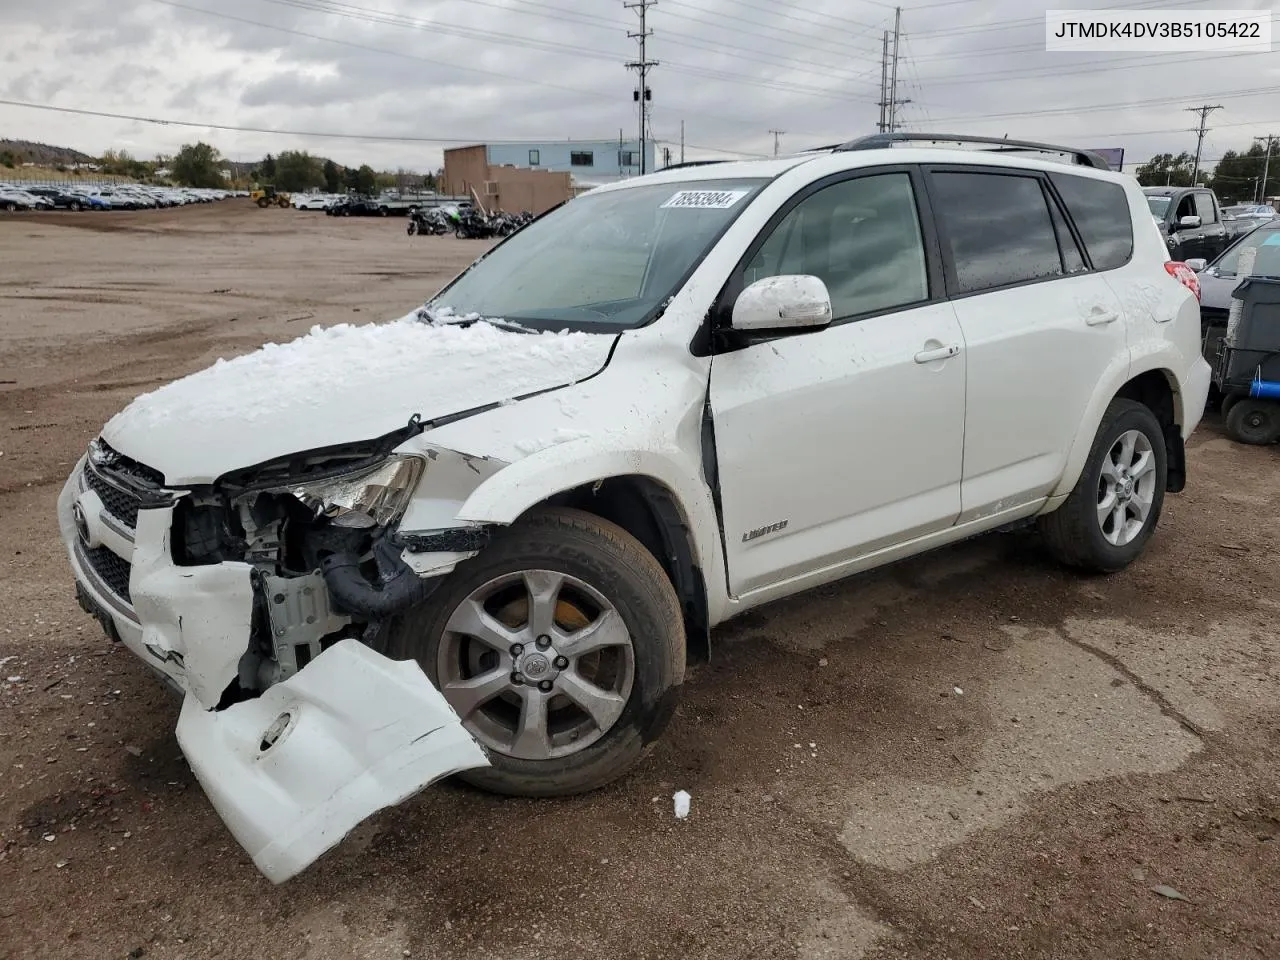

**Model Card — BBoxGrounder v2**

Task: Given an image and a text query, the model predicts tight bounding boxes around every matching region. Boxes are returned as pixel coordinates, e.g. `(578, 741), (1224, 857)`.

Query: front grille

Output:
(81, 545), (132, 603)
(85, 466), (141, 529)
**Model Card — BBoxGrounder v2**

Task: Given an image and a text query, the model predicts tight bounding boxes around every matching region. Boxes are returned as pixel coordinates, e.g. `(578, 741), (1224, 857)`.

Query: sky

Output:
(1, 0), (1277, 173)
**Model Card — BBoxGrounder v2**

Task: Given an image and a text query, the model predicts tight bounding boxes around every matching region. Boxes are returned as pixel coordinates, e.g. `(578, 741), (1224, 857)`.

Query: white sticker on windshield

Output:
(661, 189), (749, 210)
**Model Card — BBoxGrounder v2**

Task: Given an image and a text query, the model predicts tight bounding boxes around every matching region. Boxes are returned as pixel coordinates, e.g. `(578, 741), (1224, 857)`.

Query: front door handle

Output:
(1086, 309), (1119, 326)
(914, 344), (961, 364)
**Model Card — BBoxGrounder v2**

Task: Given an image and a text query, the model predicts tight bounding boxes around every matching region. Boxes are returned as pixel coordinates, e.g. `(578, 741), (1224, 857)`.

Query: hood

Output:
(1198, 269), (1239, 312)
(102, 315), (617, 485)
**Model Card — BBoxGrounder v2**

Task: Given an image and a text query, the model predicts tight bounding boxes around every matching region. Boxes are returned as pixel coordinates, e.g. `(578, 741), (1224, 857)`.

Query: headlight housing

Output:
(289, 455), (425, 528)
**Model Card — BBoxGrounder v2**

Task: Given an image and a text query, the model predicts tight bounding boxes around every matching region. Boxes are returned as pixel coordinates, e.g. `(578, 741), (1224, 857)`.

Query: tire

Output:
(1225, 398), (1280, 445)
(257, 198), (269, 208)
(1038, 398), (1167, 573)
(379, 206), (389, 217)
(1220, 391), (1247, 420)
(406, 221), (417, 235)
(69, 201), (81, 212)
(4, 202), (15, 212)
(342, 208), (351, 217)
(455, 227), (466, 239)
(385, 507), (685, 798)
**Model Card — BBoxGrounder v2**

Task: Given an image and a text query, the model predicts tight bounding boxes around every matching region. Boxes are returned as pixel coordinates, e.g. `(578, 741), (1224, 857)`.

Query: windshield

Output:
(432, 178), (768, 330)
(1146, 196), (1172, 218)
(1223, 205), (1249, 218)
(1215, 223), (1280, 277)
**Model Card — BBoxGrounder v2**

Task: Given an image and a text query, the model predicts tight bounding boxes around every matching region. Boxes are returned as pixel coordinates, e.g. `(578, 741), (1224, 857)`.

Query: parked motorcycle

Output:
(406, 207), (449, 236)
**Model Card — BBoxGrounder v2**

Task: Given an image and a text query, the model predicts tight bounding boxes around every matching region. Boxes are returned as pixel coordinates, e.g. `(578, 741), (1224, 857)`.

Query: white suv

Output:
(59, 134), (1212, 882)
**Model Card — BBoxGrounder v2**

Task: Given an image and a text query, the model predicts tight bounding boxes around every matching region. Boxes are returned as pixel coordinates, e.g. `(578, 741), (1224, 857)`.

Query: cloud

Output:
(0, 0), (1276, 172)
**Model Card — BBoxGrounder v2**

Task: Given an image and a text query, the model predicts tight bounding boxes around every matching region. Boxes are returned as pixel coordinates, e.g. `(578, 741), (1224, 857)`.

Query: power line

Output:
(0, 98), (614, 144)
(625, 0), (658, 176)
(658, 1), (885, 61)
(148, 0), (832, 134)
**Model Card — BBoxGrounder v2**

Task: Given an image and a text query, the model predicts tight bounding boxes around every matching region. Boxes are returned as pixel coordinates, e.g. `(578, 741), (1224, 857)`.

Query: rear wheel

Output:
(406, 221), (417, 235)
(1221, 391), (1247, 419)
(1225, 398), (1280, 444)
(69, 201), (81, 212)
(4, 202), (15, 212)
(1039, 399), (1167, 573)
(385, 507), (685, 797)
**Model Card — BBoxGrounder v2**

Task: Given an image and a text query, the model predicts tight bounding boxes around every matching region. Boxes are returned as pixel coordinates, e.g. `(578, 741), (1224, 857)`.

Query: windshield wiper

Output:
(416, 307), (535, 334)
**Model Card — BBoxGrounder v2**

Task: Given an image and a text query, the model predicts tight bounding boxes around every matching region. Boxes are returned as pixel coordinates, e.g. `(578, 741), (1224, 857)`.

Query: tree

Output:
(274, 150), (324, 192)
(323, 158), (341, 193)
(1134, 152), (1198, 188)
(1209, 143), (1269, 204)
(353, 164), (377, 195)
(171, 142), (224, 188)
(259, 153), (277, 183)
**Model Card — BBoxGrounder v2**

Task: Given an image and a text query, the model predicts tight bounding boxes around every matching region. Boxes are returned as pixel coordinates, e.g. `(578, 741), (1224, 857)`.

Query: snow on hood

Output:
(102, 314), (616, 484)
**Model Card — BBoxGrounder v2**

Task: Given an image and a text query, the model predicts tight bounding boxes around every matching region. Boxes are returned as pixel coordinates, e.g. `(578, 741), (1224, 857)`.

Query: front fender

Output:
(455, 442), (726, 611)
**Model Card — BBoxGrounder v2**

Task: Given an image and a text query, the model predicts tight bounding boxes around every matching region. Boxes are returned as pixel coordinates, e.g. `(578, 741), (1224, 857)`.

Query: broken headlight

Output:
(289, 455), (424, 529)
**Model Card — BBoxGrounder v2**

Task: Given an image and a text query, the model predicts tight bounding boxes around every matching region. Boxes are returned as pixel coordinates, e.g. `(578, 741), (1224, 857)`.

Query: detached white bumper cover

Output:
(176, 639), (489, 884)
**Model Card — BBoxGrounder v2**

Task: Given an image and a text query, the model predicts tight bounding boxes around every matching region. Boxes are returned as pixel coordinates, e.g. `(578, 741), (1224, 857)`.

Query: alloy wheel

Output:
(436, 569), (635, 761)
(1096, 429), (1157, 546)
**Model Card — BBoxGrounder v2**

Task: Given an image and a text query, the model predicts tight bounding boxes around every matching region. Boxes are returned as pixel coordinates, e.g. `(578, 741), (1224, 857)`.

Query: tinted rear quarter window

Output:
(931, 172), (1063, 294)
(1051, 174), (1135, 271)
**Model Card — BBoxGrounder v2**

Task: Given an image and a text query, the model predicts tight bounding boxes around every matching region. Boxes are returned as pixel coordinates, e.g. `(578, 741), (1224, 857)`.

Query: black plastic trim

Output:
(398, 526), (494, 553)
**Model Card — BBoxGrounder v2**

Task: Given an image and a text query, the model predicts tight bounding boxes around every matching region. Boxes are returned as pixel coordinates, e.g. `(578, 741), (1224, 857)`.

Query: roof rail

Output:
(834, 133), (1111, 170)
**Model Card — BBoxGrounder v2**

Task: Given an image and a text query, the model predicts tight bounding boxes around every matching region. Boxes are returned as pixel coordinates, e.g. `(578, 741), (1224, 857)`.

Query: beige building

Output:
(442, 145), (573, 215)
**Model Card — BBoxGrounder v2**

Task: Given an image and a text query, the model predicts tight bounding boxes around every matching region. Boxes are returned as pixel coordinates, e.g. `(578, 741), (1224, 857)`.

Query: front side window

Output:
(1193, 192), (1218, 224)
(744, 172), (929, 320)
(1051, 173), (1134, 270)
(570, 151), (594, 167)
(932, 172), (1063, 294)
(433, 179), (766, 329)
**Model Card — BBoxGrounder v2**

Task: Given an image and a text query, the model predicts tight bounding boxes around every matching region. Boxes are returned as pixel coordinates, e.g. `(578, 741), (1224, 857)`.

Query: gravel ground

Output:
(0, 203), (1277, 960)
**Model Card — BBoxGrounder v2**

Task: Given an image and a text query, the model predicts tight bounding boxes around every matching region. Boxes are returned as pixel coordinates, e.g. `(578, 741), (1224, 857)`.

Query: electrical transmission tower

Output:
(1186, 104), (1223, 186)
(877, 7), (909, 133)
(769, 129), (785, 156)
(625, 1), (658, 175)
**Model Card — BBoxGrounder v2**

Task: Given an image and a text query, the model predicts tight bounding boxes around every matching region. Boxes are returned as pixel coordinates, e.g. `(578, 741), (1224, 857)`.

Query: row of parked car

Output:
(0, 183), (241, 212)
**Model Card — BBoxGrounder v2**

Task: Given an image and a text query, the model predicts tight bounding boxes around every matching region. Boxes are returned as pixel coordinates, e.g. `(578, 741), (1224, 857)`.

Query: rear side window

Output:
(931, 172), (1063, 294)
(1051, 174), (1135, 271)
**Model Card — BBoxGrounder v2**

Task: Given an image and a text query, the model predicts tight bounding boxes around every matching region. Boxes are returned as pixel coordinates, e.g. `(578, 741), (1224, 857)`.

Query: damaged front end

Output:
(59, 431), (500, 883)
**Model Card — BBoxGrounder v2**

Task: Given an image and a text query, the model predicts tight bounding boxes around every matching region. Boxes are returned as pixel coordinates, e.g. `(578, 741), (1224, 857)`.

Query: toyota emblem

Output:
(72, 503), (90, 545)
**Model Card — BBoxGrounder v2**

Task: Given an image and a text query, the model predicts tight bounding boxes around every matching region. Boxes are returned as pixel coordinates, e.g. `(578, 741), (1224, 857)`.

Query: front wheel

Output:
(1038, 398), (1167, 573)
(406, 221), (417, 235)
(1225, 398), (1280, 444)
(385, 507), (685, 797)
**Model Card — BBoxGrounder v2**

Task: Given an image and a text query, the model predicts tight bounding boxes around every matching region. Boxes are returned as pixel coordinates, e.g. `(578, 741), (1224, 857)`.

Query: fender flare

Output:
(1049, 351), (1182, 500)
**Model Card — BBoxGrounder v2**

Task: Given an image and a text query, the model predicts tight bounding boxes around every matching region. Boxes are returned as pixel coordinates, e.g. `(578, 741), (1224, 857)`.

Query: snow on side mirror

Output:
(1179, 215), (1202, 229)
(732, 275), (833, 332)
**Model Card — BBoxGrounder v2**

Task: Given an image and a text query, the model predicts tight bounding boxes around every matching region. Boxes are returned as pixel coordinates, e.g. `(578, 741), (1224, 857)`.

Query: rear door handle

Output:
(1086, 310), (1119, 326)
(914, 344), (961, 364)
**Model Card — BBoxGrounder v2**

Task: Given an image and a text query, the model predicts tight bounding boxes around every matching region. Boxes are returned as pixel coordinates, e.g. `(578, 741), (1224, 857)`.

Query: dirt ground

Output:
(0, 203), (1277, 960)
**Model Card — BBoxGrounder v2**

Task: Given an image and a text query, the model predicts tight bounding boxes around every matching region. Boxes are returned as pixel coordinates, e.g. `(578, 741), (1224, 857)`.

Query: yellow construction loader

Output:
(250, 186), (292, 208)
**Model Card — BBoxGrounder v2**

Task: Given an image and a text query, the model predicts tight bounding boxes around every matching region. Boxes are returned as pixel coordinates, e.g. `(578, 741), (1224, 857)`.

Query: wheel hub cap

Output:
(1096, 429), (1156, 547)
(518, 650), (554, 681)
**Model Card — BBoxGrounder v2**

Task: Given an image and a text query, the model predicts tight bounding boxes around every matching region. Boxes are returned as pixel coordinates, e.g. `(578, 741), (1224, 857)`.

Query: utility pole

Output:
(890, 6), (911, 133)
(877, 30), (889, 133)
(680, 119), (684, 164)
(625, 1), (658, 176)
(1254, 134), (1275, 203)
(1186, 104), (1222, 186)
(768, 130), (785, 156)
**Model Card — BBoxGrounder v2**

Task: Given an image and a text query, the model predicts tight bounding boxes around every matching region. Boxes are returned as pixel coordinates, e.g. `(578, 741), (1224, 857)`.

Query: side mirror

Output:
(1179, 215), (1202, 229)
(731, 275), (832, 332)
(1185, 258), (1208, 273)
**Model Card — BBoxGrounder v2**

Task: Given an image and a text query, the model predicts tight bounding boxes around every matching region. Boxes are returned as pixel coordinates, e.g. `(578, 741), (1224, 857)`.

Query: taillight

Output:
(1165, 261), (1201, 302)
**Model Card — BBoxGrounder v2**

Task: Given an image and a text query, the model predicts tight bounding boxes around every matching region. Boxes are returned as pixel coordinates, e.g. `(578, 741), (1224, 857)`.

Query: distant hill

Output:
(0, 139), (96, 166)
